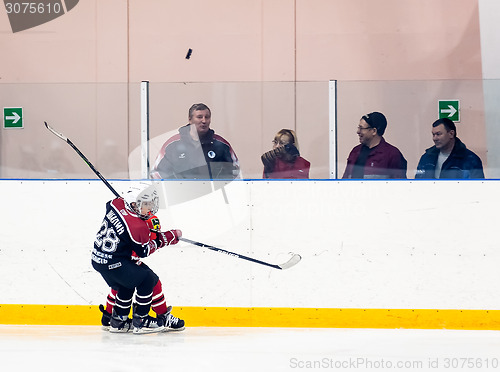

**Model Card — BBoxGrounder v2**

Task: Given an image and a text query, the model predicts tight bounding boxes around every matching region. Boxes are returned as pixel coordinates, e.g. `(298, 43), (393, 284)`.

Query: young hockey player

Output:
(99, 214), (182, 332)
(91, 183), (185, 334)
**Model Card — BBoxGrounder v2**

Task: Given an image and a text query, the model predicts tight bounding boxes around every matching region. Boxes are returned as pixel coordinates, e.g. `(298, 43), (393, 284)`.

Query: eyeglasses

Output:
(357, 125), (373, 131)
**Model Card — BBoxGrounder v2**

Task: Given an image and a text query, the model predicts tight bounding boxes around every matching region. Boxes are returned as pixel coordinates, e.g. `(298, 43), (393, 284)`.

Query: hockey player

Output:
(91, 183), (184, 334)
(99, 214), (181, 332)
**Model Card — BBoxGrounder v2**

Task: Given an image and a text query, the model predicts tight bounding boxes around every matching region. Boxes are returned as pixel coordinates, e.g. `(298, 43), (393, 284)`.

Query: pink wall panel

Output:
(296, 0), (482, 81)
(0, 1), (482, 83)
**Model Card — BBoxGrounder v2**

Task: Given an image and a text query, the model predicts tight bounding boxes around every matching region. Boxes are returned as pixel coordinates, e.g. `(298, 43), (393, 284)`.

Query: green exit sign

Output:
(438, 100), (460, 122)
(3, 107), (23, 128)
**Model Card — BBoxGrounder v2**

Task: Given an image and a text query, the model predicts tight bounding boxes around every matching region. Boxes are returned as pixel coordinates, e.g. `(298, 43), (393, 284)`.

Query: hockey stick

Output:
(45, 121), (301, 270)
(179, 237), (301, 270)
(44, 121), (121, 199)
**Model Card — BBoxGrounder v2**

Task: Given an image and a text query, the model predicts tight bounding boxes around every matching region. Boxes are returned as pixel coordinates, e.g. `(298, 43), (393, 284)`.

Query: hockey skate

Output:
(157, 308), (185, 331)
(99, 304), (112, 331)
(109, 311), (133, 333)
(132, 313), (166, 334)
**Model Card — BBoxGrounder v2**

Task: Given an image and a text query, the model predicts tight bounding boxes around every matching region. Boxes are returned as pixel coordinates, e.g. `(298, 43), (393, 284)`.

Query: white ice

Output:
(1, 326), (500, 372)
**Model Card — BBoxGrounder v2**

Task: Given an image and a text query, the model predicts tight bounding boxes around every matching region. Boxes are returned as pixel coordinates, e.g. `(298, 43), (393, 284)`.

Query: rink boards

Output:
(1, 179), (499, 329)
(1, 305), (499, 329)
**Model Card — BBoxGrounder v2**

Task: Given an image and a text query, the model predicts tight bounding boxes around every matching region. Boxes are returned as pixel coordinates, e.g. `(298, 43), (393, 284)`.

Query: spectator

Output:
(261, 129), (310, 179)
(415, 118), (484, 179)
(343, 112), (407, 179)
(151, 103), (239, 180)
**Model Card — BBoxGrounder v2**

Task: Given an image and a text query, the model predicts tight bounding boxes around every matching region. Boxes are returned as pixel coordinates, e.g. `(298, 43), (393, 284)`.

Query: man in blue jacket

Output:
(415, 118), (484, 179)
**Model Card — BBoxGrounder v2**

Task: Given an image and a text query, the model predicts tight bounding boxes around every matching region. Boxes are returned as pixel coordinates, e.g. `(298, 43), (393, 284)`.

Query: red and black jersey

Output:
(131, 214), (161, 262)
(92, 198), (157, 268)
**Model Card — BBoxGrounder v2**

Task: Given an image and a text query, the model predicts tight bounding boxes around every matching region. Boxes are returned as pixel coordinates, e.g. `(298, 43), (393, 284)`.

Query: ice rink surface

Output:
(1, 326), (500, 372)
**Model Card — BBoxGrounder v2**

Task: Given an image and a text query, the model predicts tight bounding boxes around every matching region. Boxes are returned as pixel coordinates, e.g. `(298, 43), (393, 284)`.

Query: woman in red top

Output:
(261, 129), (311, 179)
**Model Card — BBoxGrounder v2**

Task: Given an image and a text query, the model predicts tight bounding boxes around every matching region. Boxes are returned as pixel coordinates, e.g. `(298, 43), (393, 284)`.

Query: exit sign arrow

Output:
(438, 100), (460, 122)
(440, 105), (457, 118)
(5, 112), (21, 124)
(3, 107), (24, 129)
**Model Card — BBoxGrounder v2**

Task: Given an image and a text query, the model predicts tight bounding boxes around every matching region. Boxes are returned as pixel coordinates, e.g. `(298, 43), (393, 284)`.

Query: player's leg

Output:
(96, 262), (144, 333)
(106, 288), (118, 313)
(132, 269), (167, 334)
(109, 286), (134, 333)
(151, 279), (185, 331)
(151, 279), (168, 314)
(101, 279), (170, 330)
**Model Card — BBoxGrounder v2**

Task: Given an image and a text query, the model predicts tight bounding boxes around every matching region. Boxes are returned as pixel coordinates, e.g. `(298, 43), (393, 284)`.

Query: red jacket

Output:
(342, 138), (407, 179)
(263, 156), (311, 179)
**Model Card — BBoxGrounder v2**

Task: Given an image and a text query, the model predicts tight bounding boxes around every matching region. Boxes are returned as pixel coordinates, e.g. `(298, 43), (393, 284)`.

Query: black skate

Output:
(157, 308), (185, 331)
(99, 304), (111, 331)
(109, 311), (133, 333)
(132, 313), (166, 334)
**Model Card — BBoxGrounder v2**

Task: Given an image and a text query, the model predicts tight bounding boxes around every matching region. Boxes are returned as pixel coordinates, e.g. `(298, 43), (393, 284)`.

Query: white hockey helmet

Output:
(122, 182), (159, 219)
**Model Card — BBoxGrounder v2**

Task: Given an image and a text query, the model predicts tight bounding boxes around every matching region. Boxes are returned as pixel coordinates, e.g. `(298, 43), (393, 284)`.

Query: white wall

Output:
(479, 0), (500, 177)
(2, 180), (499, 310)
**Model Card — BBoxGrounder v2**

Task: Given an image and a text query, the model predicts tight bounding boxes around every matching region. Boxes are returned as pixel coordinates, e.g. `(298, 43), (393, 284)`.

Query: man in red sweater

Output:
(342, 112), (407, 179)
